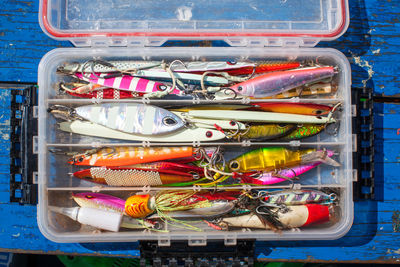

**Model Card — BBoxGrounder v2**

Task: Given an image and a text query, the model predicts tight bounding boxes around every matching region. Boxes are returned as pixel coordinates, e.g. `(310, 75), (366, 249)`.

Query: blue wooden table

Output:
(0, 0), (399, 263)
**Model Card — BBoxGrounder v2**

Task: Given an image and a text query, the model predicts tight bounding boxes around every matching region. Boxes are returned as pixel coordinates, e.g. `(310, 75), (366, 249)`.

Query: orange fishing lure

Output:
(69, 146), (197, 166)
(250, 102), (333, 116)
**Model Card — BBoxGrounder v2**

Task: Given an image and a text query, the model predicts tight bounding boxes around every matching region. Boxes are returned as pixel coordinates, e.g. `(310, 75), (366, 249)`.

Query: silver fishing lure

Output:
(74, 103), (185, 135)
(260, 189), (336, 206)
(58, 60), (162, 73)
(73, 103), (185, 135)
(59, 60), (254, 74)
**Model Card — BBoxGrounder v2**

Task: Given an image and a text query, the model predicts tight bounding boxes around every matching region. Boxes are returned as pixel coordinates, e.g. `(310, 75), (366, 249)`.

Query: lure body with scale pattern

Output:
(73, 165), (203, 186)
(74, 103), (184, 135)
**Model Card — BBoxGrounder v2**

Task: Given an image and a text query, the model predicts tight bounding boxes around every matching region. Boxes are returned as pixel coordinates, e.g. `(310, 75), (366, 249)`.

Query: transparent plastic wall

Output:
(38, 47), (353, 243)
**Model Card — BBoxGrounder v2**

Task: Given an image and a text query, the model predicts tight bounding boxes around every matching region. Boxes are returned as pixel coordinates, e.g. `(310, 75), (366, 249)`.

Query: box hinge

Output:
(224, 37), (320, 47)
(139, 239), (255, 266)
(70, 37), (169, 47)
(352, 87), (374, 200)
(10, 85), (38, 205)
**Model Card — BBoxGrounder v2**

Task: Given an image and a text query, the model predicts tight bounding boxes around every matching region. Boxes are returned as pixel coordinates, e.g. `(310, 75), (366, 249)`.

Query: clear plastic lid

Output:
(39, 0), (349, 45)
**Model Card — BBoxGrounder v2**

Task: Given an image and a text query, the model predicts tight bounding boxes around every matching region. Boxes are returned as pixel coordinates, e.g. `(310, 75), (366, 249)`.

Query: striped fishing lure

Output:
(74, 73), (182, 95)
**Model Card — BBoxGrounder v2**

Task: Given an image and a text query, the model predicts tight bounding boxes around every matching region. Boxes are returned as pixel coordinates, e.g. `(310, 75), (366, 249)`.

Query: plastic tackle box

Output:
(37, 0), (353, 244)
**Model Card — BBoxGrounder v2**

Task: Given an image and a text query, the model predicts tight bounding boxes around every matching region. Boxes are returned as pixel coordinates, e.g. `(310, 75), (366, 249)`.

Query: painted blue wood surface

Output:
(0, 0), (399, 262)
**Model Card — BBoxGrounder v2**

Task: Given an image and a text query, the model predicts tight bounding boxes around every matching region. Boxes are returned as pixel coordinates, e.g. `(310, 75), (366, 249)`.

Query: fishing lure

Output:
(233, 124), (297, 141)
(225, 61), (301, 76)
(249, 102), (333, 116)
(124, 190), (239, 219)
(73, 73), (182, 95)
(73, 166), (203, 186)
(262, 82), (335, 99)
(63, 86), (140, 99)
(71, 193), (158, 230)
(69, 146), (201, 166)
(228, 66), (335, 98)
(240, 159), (328, 185)
(58, 60), (162, 74)
(125, 161), (205, 173)
(72, 192), (126, 213)
(59, 60), (299, 76)
(186, 109), (334, 124)
(259, 189), (336, 206)
(280, 124), (326, 141)
(228, 147), (340, 172)
(214, 204), (331, 230)
(58, 120), (226, 142)
(50, 103), (185, 135)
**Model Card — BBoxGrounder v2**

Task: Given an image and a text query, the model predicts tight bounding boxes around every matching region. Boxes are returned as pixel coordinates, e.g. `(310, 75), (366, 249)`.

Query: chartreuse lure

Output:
(228, 147), (340, 172)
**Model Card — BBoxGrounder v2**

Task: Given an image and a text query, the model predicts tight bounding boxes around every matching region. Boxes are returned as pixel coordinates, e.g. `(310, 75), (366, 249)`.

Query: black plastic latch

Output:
(352, 87), (374, 200)
(10, 85), (38, 205)
(139, 240), (255, 266)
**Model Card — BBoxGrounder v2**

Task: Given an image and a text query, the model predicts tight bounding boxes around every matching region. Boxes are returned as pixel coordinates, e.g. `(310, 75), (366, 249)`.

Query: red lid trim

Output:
(42, 0), (347, 39)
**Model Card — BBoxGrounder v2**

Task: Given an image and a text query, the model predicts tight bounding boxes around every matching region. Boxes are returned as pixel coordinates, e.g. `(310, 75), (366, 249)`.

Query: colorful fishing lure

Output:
(50, 103), (185, 135)
(250, 102), (333, 116)
(73, 73), (182, 95)
(72, 192), (126, 214)
(186, 109), (334, 124)
(69, 146), (199, 166)
(65, 87), (140, 99)
(124, 190), (240, 219)
(234, 124), (297, 141)
(280, 124), (326, 141)
(214, 204), (331, 230)
(229, 66), (335, 98)
(228, 147), (339, 172)
(240, 159), (328, 185)
(73, 166), (204, 186)
(225, 61), (301, 76)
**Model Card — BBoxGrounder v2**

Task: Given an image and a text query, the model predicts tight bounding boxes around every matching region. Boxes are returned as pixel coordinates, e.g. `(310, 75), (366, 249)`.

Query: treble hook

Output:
(325, 102), (342, 135)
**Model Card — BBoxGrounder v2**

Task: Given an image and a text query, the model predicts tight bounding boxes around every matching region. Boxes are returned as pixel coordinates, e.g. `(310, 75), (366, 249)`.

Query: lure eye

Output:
(157, 85), (167, 91)
(237, 86), (243, 92)
(315, 110), (323, 115)
(163, 116), (177, 126)
(78, 157), (84, 162)
(85, 195), (94, 199)
(227, 60), (237, 65)
(229, 121), (236, 126)
(229, 161), (239, 171)
(277, 123), (288, 128)
(206, 131), (213, 138)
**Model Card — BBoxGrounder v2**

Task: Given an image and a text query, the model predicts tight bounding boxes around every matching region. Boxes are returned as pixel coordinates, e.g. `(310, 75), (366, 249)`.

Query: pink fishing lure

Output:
(74, 73), (182, 95)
